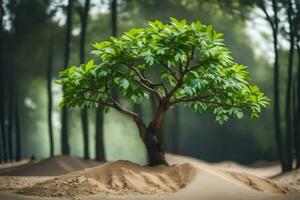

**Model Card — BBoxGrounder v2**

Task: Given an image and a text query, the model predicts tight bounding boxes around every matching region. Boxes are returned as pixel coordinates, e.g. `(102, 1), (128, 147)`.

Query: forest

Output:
(0, 0), (300, 200)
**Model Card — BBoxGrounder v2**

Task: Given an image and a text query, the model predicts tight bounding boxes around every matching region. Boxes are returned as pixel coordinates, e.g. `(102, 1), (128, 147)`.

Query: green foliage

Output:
(58, 17), (269, 124)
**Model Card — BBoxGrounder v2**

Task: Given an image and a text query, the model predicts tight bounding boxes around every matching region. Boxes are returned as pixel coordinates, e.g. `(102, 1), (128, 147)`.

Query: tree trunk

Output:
(295, 43), (300, 168)
(7, 68), (14, 162)
(47, 36), (54, 157)
(150, 95), (165, 146)
(15, 94), (21, 161)
(110, 0), (118, 100)
(285, 0), (295, 170)
(292, 80), (299, 168)
(79, 0), (90, 160)
(0, 0), (5, 163)
(61, 0), (73, 155)
(95, 106), (105, 161)
(81, 108), (89, 159)
(261, 0), (287, 171)
(141, 101), (168, 166)
(144, 125), (168, 166)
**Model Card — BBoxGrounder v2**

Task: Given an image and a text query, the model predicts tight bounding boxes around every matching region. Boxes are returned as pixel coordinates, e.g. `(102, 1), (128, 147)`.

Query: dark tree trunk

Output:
(144, 125), (168, 166)
(15, 94), (21, 161)
(47, 36), (54, 157)
(95, 106), (105, 161)
(150, 95), (165, 145)
(111, 0), (117, 37)
(295, 43), (300, 168)
(0, 85), (7, 163)
(7, 68), (14, 162)
(292, 80), (299, 168)
(260, 1), (287, 171)
(81, 109), (89, 159)
(61, 0), (73, 155)
(110, 0), (118, 100)
(172, 107), (180, 154)
(79, 0), (91, 160)
(285, 0), (295, 170)
(0, 0), (5, 163)
(141, 101), (168, 166)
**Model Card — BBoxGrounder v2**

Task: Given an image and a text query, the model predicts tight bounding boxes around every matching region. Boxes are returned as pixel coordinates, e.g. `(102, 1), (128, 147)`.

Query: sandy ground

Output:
(0, 154), (299, 200)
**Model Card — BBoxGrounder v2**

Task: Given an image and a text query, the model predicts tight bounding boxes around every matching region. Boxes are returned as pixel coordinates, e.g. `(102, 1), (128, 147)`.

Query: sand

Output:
(1, 154), (300, 200)
(17, 160), (196, 197)
(0, 156), (101, 176)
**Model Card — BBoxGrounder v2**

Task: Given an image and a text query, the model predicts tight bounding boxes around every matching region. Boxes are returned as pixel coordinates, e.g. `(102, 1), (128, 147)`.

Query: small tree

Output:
(58, 18), (269, 166)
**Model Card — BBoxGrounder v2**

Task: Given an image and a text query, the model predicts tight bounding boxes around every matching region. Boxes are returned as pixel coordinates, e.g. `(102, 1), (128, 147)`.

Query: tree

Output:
(58, 18), (269, 166)
(0, 0), (4, 163)
(15, 93), (21, 161)
(47, 35), (54, 157)
(79, 0), (91, 160)
(61, 0), (73, 155)
(284, 0), (296, 171)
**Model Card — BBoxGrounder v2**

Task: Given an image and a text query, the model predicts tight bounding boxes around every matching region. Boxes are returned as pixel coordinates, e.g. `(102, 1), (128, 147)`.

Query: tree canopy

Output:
(59, 17), (269, 125)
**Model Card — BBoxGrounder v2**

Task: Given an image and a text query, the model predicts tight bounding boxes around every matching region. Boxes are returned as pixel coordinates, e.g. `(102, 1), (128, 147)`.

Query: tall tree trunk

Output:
(111, 0), (117, 37)
(80, 0), (91, 160)
(285, 0), (295, 170)
(110, 0), (118, 100)
(0, 0), (5, 163)
(295, 43), (300, 168)
(7, 67), (14, 162)
(47, 36), (54, 157)
(61, 0), (73, 155)
(260, 1), (287, 171)
(95, 106), (105, 161)
(172, 107), (181, 154)
(292, 80), (298, 168)
(15, 93), (21, 161)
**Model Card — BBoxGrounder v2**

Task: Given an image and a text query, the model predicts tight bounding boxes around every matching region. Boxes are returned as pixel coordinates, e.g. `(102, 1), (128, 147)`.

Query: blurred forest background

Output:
(0, 0), (299, 171)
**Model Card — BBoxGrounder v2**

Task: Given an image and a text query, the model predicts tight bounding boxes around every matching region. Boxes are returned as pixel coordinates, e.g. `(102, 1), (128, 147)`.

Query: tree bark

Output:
(61, 0), (73, 155)
(285, 0), (295, 170)
(144, 125), (168, 166)
(47, 35), (54, 157)
(295, 43), (300, 168)
(7, 67), (14, 162)
(110, 0), (118, 100)
(15, 94), (21, 161)
(260, 0), (287, 171)
(79, 0), (91, 160)
(95, 106), (105, 161)
(0, 0), (6, 163)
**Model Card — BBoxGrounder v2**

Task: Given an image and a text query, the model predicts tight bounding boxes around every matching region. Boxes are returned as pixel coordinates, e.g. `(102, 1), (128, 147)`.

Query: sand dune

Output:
(0, 156), (101, 176)
(17, 161), (195, 197)
(0, 155), (300, 200)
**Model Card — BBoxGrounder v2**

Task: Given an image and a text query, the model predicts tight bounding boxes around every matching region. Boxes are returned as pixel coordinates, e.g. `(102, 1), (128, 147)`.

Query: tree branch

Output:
(170, 93), (217, 106)
(156, 58), (179, 81)
(122, 63), (163, 100)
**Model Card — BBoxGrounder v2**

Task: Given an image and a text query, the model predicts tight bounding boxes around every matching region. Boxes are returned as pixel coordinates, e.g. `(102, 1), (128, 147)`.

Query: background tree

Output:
(59, 18), (269, 165)
(61, 0), (73, 155)
(47, 35), (54, 157)
(0, 0), (5, 163)
(78, 0), (91, 160)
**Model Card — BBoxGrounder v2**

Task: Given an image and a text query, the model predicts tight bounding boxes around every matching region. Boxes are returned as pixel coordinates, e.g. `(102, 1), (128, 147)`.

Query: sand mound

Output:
(0, 156), (100, 176)
(0, 176), (51, 191)
(17, 160), (196, 197)
(224, 170), (299, 194)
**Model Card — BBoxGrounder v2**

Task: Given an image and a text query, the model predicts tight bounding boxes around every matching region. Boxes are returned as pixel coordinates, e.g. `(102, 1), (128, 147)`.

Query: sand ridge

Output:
(17, 160), (196, 197)
(222, 170), (299, 194)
